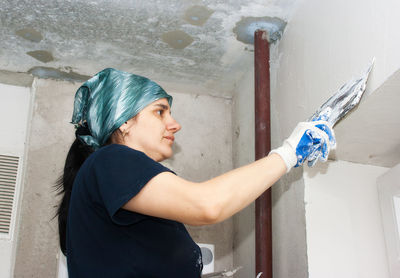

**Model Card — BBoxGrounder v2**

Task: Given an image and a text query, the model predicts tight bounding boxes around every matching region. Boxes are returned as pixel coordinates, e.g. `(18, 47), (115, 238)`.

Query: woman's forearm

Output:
(199, 153), (286, 224)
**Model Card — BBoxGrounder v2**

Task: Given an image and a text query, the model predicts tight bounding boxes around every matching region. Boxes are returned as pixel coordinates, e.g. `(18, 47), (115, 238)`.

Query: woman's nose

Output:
(166, 115), (181, 133)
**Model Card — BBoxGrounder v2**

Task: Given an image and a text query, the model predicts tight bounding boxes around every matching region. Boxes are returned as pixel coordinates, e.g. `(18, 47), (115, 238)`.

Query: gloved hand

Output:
(270, 120), (336, 173)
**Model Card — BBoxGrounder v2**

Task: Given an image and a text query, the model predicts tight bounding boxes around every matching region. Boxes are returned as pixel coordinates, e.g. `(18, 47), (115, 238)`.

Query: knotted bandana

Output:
(71, 68), (172, 149)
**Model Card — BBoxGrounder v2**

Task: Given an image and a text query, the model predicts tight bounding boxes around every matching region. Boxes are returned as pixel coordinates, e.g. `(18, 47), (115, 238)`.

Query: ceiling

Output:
(0, 0), (297, 97)
(1, 0), (398, 168)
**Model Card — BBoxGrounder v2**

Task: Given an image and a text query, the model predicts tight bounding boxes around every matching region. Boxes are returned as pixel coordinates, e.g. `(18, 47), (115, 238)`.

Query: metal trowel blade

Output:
(309, 58), (375, 126)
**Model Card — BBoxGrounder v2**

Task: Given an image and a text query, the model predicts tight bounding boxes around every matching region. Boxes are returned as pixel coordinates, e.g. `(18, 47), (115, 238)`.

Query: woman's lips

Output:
(164, 136), (174, 142)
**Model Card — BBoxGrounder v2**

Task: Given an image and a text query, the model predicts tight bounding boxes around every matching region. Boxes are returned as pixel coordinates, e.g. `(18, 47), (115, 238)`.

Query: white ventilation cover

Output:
(0, 83), (31, 276)
(0, 155), (19, 235)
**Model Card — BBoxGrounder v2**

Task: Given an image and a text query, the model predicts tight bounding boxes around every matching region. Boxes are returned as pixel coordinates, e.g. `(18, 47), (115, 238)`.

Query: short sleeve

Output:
(92, 144), (173, 225)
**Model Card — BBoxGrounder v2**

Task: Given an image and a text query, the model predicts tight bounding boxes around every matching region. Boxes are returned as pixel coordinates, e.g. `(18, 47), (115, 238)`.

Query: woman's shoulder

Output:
(86, 144), (173, 174)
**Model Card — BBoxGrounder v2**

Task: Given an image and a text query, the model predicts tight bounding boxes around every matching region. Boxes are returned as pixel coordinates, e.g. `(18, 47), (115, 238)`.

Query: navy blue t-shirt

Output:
(66, 144), (203, 278)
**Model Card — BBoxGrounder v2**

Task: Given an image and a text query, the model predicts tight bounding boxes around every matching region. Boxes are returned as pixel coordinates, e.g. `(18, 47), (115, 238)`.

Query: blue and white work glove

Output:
(270, 120), (336, 173)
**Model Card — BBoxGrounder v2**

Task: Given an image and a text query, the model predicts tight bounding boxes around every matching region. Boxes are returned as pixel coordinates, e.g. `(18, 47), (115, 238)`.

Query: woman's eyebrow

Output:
(153, 104), (170, 110)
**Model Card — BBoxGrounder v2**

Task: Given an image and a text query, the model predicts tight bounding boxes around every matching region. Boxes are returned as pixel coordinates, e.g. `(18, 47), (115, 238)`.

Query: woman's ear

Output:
(118, 122), (128, 134)
(119, 117), (137, 135)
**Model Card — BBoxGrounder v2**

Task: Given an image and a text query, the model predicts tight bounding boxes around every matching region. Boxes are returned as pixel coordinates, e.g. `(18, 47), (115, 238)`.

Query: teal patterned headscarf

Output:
(71, 68), (172, 149)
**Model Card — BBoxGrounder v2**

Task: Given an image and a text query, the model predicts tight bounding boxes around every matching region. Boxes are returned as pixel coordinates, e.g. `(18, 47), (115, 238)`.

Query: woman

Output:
(57, 68), (335, 277)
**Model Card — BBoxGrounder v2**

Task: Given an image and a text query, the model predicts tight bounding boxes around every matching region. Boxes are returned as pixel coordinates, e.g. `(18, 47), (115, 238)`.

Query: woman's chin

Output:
(155, 148), (173, 162)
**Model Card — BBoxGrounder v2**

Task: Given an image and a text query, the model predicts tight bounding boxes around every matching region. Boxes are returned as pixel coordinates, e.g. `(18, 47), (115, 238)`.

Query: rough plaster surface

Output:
(12, 76), (234, 276)
(0, 0), (298, 98)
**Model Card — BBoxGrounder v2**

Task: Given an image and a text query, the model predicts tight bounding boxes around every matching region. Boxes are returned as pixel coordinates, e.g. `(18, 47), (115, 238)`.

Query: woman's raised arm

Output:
(123, 153), (285, 225)
(123, 120), (336, 225)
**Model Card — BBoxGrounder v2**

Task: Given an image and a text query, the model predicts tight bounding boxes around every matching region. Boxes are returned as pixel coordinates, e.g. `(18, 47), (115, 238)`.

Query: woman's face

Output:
(120, 98), (181, 162)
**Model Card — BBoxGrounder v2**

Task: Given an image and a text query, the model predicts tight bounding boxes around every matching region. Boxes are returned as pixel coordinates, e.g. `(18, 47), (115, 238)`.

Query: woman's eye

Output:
(157, 110), (163, 116)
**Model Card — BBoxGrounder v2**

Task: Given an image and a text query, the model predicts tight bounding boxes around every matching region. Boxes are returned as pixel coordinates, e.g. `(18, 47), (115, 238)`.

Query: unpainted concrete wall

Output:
(14, 78), (77, 277)
(231, 58), (255, 278)
(7, 74), (234, 277)
(162, 91), (234, 272)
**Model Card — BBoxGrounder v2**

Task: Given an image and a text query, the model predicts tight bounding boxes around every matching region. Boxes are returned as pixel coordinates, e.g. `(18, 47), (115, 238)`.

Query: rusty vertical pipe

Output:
(254, 29), (272, 278)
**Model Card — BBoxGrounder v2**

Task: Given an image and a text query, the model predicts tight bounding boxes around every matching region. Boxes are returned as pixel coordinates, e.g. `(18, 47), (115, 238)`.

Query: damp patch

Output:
(26, 50), (54, 63)
(184, 5), (214, 26)
(161, 30), (194, 49)
(28, 67), (90, 82)
(15, 28), (43, 43)
(233, 16), (287, 44)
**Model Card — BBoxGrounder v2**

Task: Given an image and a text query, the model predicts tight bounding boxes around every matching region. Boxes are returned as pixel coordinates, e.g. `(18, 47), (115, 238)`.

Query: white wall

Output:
(268, 0), (400, 276)
(273, 0), (400, 136)
(0, 84), (32, 156)
(304, 160), (390, 278)
(377, 163), (400, 278)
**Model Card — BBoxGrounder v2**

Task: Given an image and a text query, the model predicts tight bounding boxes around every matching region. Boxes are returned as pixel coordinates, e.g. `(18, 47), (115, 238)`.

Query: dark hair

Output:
(55, 125), (94, 255)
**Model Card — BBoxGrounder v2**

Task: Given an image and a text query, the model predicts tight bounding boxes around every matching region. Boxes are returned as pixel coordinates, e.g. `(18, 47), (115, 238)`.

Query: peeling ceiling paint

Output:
(28, 67), (91, 82)
(0, 0), (298, 97)
(233, 17), (287, 44)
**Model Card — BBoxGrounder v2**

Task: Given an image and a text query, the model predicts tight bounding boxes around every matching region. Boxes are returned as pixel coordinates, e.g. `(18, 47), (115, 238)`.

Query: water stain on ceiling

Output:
(27, 50), (54, 63)
(184, 5), (214, 26)
(15, 28), (43, 43)
(161, 30), (194, 49)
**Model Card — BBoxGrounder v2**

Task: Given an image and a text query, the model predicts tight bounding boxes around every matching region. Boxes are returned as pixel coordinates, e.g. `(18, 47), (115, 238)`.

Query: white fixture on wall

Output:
(0, 83), (32, 277)
(378, 163), (400, 278)
(56, 250), (68, 278)
(197, 243), (215, 275)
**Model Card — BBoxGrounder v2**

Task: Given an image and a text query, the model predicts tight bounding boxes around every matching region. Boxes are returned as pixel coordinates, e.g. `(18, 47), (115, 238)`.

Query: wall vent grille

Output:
(0, 155), (19, 235)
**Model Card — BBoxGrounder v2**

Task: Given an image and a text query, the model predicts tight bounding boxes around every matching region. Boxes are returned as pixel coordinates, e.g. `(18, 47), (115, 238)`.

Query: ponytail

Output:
(56, 131), (94, 255)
